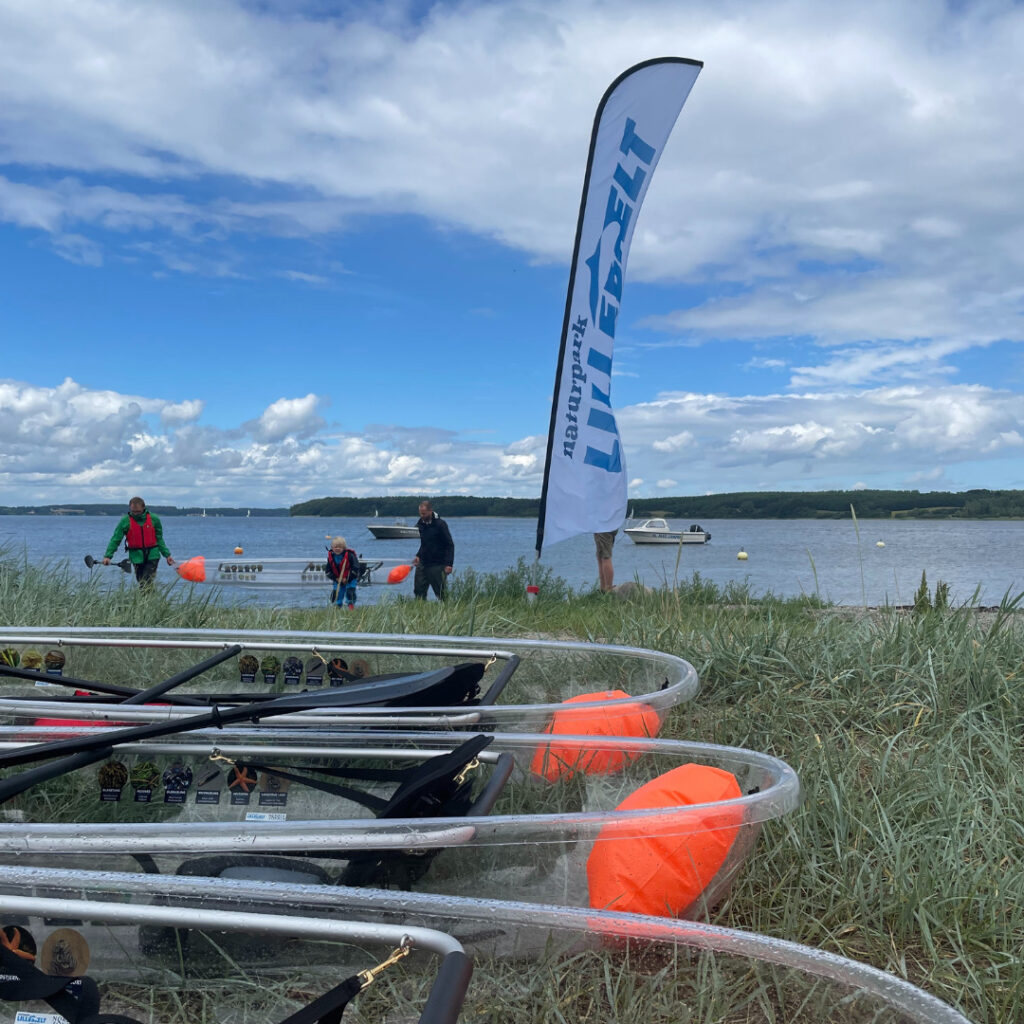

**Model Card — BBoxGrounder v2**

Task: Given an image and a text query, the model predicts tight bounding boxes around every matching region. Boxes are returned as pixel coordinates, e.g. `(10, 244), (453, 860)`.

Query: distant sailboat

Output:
(201, 509), (207, 519)
(246, 509), (251, 518)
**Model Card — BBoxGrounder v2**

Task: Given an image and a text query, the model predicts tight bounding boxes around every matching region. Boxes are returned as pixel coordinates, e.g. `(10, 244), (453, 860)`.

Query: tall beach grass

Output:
(1, 552), (1021, 1022)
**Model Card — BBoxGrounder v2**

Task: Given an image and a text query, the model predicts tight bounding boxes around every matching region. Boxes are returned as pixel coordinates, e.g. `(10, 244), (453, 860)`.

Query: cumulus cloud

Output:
(247, 394), (325, 442)
(3, 375), (1023, 504)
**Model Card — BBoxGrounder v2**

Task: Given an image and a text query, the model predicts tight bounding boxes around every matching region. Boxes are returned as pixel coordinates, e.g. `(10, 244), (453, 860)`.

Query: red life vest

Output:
(326, 549), (356, 583)
(125, 512), (158, 552)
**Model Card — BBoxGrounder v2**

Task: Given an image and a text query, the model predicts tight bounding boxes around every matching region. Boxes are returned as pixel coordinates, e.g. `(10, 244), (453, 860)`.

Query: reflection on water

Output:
(0, 515), (1021, 608)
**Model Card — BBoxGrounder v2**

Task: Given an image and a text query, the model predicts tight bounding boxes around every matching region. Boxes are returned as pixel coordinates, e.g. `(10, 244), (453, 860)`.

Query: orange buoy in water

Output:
(386, 564), (412, 584)
(177, 555), (206, 583)
(587, 762), (743, 918)
(530, 690), (662, 782)
(234, 546), (243, 555)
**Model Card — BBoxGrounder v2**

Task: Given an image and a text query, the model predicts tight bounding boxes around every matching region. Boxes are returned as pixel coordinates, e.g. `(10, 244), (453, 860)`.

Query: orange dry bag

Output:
(587, 762), (743, 918)
(530, 690), (661, 782)
(386, 564), (412, 584)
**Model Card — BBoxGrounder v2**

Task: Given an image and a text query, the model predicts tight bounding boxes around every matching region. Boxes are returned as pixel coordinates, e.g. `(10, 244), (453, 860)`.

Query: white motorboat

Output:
(623, 518), (711, 545)
(368, 517), (420, 539)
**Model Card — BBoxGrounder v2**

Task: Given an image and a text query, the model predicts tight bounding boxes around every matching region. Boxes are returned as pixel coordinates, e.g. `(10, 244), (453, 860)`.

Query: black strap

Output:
(276, 973), (362, 1024)
(245, 734), (490, 816)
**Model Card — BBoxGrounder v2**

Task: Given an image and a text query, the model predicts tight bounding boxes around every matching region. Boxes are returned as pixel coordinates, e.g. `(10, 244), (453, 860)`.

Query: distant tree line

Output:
(289, 489), (1024, 520)
(290, 495), (541, 518)
(0, 505), (288, 517)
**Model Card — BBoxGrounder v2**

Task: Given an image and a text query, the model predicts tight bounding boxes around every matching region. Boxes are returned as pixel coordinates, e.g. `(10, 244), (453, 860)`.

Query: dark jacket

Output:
(416, 513), (454, 567)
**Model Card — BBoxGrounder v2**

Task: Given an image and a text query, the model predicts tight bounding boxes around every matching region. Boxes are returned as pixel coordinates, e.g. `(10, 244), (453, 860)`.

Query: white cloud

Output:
(248, 394), (325, 442)
(2, 376), (1023, 505)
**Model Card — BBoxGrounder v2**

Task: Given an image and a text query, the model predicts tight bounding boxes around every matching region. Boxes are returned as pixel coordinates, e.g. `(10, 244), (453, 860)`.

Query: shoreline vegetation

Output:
(0, 553), (1020, 1022)
(5, 486), (1024, 520)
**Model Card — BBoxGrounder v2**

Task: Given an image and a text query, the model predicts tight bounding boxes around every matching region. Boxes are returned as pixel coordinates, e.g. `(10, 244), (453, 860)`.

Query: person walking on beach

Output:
(594, 530), (616, 592)
(325, 536), (360, 609)
(103, 497), (174, 587)
(412, 500), (454, 600)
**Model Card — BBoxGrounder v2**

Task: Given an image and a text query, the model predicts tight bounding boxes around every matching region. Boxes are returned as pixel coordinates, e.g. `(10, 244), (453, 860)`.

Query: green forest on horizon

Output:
(4, 488), (1023, 519)
(289, 488), (1024, 520)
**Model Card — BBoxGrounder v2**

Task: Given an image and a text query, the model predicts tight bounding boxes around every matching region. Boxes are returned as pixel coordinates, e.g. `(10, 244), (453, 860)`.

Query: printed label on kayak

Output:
(258, 791), (287, 807)
(15, 1011), (70, 1023)
(244, 811), (287, 822)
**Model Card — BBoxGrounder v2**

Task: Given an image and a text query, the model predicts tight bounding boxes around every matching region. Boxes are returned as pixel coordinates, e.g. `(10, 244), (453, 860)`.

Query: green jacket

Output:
(104, 510), (171, 564)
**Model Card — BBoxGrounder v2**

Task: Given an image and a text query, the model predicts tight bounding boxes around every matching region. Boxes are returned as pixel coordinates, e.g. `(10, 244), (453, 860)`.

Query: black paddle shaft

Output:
(121, 644), (242, 705)
(0, 666), (458, 805)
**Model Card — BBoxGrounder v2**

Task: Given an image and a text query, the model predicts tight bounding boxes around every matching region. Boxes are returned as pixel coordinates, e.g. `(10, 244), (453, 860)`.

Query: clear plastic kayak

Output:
(0, 864), (974, 1024)
(0, 730), (799, 924)
(0, 626), (699, 731)
(0, 865), (469, 1024)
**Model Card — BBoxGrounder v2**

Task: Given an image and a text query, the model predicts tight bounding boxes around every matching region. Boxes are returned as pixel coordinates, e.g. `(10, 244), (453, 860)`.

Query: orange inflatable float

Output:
(176, 556), (206, 583)
(386, 564), (412, 584)
(530, 690), (661, 782)
(586, 762), (743, 918)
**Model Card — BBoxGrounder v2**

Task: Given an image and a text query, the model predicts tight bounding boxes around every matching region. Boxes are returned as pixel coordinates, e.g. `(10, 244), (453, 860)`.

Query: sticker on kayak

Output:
(244, 811), (287, 822)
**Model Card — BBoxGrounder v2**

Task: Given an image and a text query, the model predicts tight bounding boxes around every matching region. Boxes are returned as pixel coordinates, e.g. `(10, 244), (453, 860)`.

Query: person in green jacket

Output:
(103, 496), (174, 587)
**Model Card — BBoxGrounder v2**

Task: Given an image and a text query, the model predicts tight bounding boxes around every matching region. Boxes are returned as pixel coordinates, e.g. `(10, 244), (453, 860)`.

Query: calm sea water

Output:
(1, 514), (1021, 609)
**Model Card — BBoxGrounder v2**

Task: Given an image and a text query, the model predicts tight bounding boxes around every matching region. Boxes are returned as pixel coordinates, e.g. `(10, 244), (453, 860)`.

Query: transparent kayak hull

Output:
(0, 865), (974, 1024)
(0, 730), (799, 923)
(0, 626), (699, 730)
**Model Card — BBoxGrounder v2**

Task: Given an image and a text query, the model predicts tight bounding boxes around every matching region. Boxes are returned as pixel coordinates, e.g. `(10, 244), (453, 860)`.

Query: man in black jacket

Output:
(412, 500), (454, 600)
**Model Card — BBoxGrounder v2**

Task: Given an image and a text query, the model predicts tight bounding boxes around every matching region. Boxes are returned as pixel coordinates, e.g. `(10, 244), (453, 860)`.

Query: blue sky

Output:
(2, 0), (1024, 508)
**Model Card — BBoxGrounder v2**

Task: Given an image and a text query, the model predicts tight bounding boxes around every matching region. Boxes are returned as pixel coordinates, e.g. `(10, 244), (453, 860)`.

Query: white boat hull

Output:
(367, 524), (420, 539)
(624, 529), (710, 545)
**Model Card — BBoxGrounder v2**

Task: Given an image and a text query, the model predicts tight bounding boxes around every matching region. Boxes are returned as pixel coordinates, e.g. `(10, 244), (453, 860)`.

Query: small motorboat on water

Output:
(623, 518), (711, 545)
(0, 626), (699, 731)
(367, 517), (420, 540)
(0, 864), (974, 1024)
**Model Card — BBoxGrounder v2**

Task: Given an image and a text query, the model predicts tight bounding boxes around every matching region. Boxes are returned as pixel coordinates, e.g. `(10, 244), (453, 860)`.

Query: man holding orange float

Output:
(412, 499), (454, 601)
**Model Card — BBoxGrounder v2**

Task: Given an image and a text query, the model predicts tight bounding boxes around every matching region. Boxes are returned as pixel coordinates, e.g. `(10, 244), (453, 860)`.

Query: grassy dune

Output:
(1, 553), (1021, 1022)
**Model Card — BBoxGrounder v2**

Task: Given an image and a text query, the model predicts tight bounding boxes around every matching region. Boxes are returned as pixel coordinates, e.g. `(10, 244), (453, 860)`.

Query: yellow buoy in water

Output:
(737, 549), (748, 561)
(234, 546), (243, 555)
(876, 541), (885, 548)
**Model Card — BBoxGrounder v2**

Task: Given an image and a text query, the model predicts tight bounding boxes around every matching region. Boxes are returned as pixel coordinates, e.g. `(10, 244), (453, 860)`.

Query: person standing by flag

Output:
(103, 497), (174, 587)
(412, 500), (454, 600)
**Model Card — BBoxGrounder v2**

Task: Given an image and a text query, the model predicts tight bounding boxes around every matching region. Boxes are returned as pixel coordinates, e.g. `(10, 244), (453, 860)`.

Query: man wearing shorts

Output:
(594, 530), (616, 592)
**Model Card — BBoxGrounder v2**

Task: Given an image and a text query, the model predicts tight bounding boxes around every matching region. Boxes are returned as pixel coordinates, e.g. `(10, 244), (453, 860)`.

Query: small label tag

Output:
(99, 787), (122, 802)
(306, 674), (323, 688)
(133, 788), (153, 803)
(283, 674), (301, 686)
(258, 791), (287, 807)
(240, 672), (256, 683)
(230, 791), (252, 806)
(244, 811), (287, 822)
(15, 1011), (70, 1024)
(164, 788), (187, 804)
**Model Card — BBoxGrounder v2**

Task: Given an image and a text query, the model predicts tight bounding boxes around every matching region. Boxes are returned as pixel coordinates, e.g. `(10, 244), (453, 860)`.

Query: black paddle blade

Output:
(84, 555), (96, 568)
(117, 559), (132, 573)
